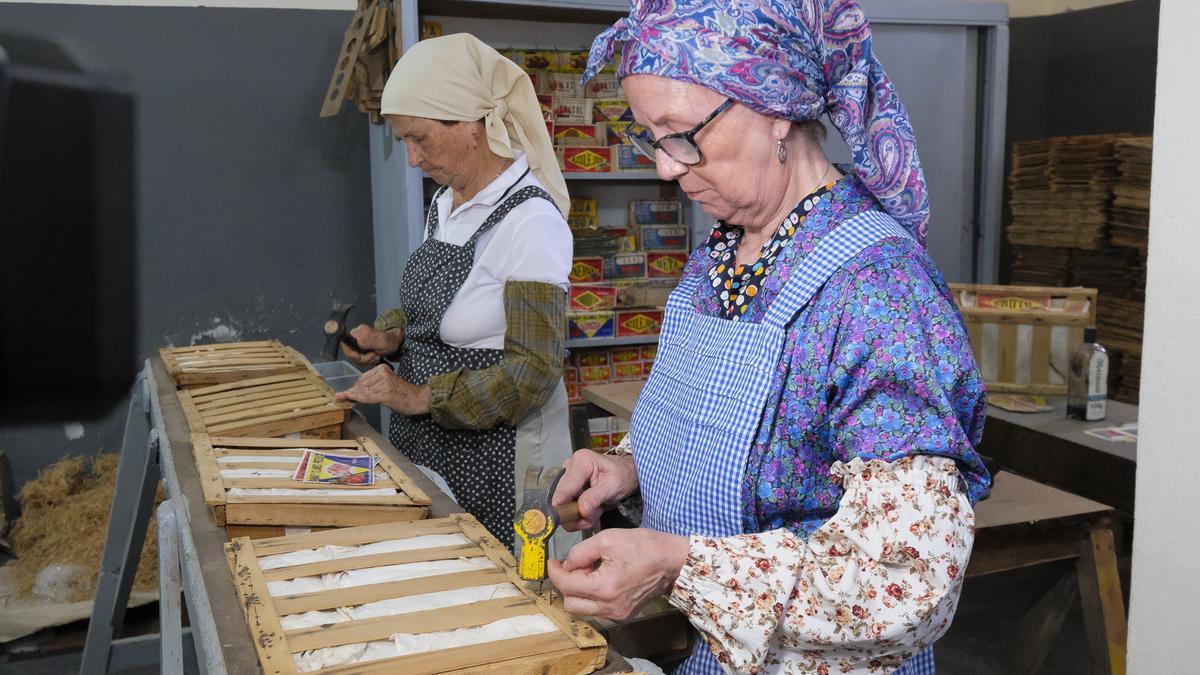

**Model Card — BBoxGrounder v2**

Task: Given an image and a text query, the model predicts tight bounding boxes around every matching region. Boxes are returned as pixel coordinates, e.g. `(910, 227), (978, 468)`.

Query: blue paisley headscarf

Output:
(584, 0), (930, 245)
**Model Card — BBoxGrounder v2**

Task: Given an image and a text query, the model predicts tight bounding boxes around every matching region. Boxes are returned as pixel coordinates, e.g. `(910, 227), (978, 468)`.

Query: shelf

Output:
(566, 335), (659, 349)
(563, 172), (660, 181)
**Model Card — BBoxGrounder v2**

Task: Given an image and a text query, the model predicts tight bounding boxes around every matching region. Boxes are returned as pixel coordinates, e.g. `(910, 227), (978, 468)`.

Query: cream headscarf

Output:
(381, 33), (569, 218)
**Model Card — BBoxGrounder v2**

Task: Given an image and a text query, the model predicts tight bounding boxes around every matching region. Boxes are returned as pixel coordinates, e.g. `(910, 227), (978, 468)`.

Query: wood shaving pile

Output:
(6, 454), (162, 601)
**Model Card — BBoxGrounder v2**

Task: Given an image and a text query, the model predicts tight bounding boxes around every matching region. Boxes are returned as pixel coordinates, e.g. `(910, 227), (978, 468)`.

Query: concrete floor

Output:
(1, 560), (1105, 675)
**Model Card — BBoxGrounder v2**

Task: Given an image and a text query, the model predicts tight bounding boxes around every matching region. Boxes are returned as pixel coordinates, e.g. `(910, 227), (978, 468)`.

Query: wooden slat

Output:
(190, 434), (230, 508)
(998, 323), (1019, 383)
(188, 372), (308, 397)
(262, 543), (486, 582)
(208, 407), (349, 436)
(211, 437), (362, 449)
(198, 391), (327, 416)
(226, 503), (427, 527)
(215, 449), (368, 460)
(1030, 325), (1052, 384)
(165, 340), (278, 353)
(316, 631), (577, 675)
(249, 518), (464, 557)
(175, 357), (291, 368)
(195, 382), (316, 407)
(285, 596), (539, 652)
(361, 437), (430, 505)
(272, 570), (511, 615)
(958, 310), (1090, 327)
(451, 513), (608, 651)
(226, 539), (296, 675)
(221, 478), (399, 490)
(203, 396), (335, 425)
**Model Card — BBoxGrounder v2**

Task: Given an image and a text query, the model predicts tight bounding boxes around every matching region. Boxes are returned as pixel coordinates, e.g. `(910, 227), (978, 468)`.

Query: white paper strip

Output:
(227, 487), (398, 497)
(268, 557), (497, 597)
(217, 455), (304, 464)
(259, 534), (473, 570)
(291, 615), (558, 672)
(280, 582), (522, 629)
(220, 468), (294, 478)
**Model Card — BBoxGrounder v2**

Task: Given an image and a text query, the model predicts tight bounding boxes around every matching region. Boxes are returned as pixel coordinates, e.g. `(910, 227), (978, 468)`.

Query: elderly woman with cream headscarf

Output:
(548, 1), (991, 673)
(336, 34), (573, 549)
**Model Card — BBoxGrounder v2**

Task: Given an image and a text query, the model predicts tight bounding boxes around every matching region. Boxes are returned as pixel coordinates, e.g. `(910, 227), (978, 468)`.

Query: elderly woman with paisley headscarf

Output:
(335, 33), (575, 550)
(548, 1), (991, 673)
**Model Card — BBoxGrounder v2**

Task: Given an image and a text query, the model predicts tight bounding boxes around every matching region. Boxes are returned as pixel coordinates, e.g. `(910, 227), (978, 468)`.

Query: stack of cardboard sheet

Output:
(1110, 137), (1152, 255)
(1010, 245), (1072, 286)
(1072, 247), (1140, 298)
(1008, 135), (1127, 250)
(1098, 296), (1145, 404)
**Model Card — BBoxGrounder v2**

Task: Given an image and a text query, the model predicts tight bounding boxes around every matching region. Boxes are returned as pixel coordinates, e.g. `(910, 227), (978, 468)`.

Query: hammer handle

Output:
(556, 501), (582, 526)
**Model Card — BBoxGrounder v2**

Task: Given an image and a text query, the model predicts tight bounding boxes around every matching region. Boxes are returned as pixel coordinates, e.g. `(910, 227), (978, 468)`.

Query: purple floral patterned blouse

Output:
(682, 175), (992, 537)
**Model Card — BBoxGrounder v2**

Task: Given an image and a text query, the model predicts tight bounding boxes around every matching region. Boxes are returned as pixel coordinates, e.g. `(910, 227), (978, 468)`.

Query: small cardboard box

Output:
(563, 365), (579, 384)
(566, 378), (582, 404)
(570, 196), (597, 218)
(629, 200), (683, 226)
(590, 431), (615, 449)
(580, 365), (612, 385)
(528, 70), (550, 95)
(593, 99), (633, 122)
(617, 281), (675, 308)
(615, 308), (663, 337)
(640, 344), (658, 361)
(548, 71), (582, 97)
(574, 350), (611, 368)
(640, 225), (690, 251)
(605, 122), (634, 146)
(611, 361), (645, 382)
(570, 283), (618, 312)
(605, 252), (647, 281)
(537, 94), (555, 122)
(552, 97), (592, 124)
(559, 146), (614, 173)
(647, 251), (689, 279)
(610, 346), (642, 364)
(615, 144), (656, 172)
(643, 361), (656, 377)
(552, 50), (590, 73)
(568, 312), (615, 339)
(518, 51), (554, 70)
(569, 215), (599, 230)
(569, 256), (605, 283)
(586, 73), (621, 98)
(554, 123), (608, 147)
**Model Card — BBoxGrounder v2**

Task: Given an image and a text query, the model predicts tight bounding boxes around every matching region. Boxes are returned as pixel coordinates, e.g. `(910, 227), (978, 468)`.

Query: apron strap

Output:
(425, 185), (450, 239)
(762, 209), (912, 328)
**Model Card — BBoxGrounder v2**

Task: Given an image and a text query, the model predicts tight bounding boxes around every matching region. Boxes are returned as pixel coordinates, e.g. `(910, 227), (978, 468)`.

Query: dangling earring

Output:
(777, 140), (787, 164)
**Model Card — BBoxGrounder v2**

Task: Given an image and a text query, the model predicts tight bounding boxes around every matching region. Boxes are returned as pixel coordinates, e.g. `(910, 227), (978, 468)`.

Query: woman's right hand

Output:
(553, 449), (639, 531)
(340, 324), (404, 366)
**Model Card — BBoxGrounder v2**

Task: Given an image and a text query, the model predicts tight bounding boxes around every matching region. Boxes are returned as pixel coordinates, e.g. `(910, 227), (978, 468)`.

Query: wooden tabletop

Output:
(975, 470), (1111, 530)
(582, 381), (644, 419)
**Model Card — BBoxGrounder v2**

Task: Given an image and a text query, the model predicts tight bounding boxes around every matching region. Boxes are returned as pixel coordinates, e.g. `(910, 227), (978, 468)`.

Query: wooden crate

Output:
(179, 371), (353, 438)
(225, 514), (607, 674)
(192, 435), (431, 532)
(161, 340), (313, 388)
(950, 284), (1097, 395)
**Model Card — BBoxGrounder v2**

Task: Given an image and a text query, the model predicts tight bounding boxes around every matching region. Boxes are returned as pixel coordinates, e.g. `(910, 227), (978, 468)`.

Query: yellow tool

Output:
(514, 466), (581, 591)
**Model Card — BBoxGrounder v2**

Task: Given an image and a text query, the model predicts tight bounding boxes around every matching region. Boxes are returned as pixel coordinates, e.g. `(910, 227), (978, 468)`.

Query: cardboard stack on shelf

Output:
(1005, 133), (1152, 404)
(501, 48), (653, 174)
(565, 197), (687, 343)
(563, 343), (657, 405)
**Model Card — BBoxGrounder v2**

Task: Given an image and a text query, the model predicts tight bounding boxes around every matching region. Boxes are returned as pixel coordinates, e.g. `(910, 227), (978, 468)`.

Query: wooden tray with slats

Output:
(179, 371), (353, 439)
(193, 435), (430, 535)
(161, 340), (313, 387)
(225, 514), (607, 674)
(950, 283), (1097, 395)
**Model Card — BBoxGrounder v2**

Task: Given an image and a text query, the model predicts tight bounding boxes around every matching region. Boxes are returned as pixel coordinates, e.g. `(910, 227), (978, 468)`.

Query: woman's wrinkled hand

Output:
(340, 324), (403, 366)
(334, 364), (430, 415)
(552, 449), (639, 531)
(548, 527), (690, 621)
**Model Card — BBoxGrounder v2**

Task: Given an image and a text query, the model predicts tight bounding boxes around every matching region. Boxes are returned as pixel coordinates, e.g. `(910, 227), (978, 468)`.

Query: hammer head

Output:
(513, 465), (566, 583)
(321, 303), (354, 361)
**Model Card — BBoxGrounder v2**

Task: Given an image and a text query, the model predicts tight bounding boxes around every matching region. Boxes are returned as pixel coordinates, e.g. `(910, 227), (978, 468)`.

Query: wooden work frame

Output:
(161, 340), (312, 388)
(179, 371), (353, 438)
(192, 435), (431, 530)
(225, 514), (607, 674)
(950, 283), (1098, 396)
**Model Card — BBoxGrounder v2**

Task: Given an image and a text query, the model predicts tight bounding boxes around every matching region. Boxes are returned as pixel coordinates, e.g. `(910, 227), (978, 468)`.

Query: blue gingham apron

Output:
(631, 209), (936, 674)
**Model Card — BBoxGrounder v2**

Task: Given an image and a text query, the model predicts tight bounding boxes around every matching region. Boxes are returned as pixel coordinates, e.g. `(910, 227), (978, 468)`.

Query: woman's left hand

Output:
(335, 365), (431, 416)
(548, 528), (690, 621)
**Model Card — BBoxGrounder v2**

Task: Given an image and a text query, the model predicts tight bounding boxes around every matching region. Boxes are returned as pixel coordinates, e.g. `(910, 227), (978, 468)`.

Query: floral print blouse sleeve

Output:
(671, 455), (973, 673)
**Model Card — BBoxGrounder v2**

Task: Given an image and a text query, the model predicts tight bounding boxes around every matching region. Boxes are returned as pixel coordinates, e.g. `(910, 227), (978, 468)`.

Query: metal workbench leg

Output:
(81, 373), (162, 675)
(157, 500), (183, 674)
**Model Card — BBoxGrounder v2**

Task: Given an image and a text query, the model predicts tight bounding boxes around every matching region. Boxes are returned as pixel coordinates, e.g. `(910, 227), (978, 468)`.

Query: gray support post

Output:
(975, 22), (1010, 283)
(157, 500), (184, 674)
(80, 371), (161, 674)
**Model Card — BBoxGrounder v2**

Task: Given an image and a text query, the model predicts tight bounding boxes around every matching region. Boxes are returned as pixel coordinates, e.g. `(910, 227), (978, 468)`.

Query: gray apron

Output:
(389, 178), (557, 547)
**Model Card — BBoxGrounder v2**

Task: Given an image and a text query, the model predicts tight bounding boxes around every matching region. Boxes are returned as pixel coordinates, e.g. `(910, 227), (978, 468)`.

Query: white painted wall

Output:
(0, 0), (353, 8)
(1126, 0), (1200, 669)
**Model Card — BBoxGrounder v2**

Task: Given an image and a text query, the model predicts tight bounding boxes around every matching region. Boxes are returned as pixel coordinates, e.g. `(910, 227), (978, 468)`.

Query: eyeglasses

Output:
(625, 98), (734, 166)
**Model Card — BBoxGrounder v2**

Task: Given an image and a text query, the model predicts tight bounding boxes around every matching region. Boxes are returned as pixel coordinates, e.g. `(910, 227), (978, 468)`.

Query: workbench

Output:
(82, 359), (636, 673)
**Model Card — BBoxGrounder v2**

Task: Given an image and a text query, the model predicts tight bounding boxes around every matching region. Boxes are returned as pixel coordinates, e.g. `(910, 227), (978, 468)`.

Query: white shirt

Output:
(428, 153), (572, 350)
